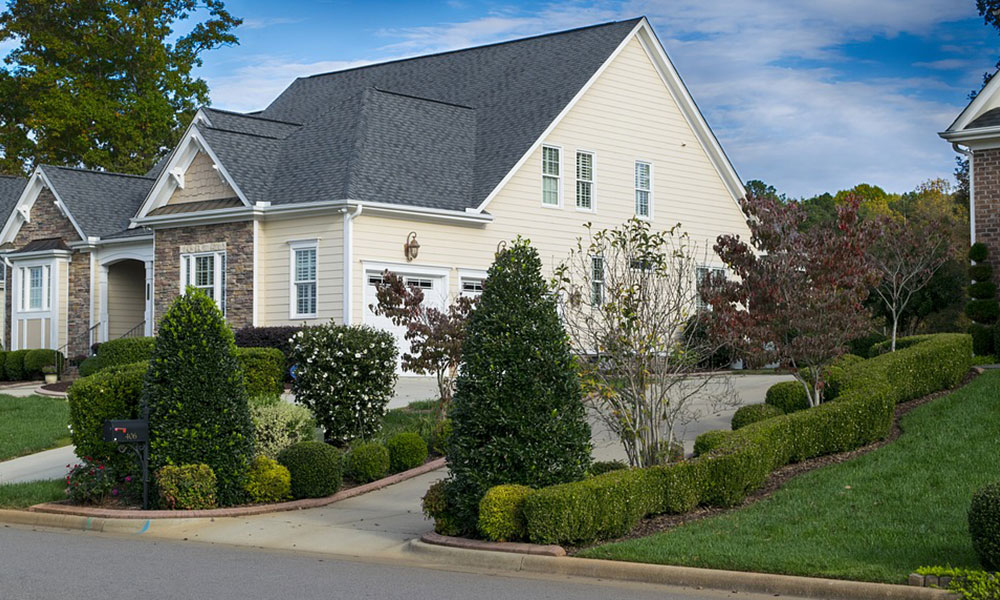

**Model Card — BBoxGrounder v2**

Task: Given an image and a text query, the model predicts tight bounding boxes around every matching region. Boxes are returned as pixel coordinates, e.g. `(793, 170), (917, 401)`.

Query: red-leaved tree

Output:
(702, 193), (879, 407)
(370, 270), (476, 421)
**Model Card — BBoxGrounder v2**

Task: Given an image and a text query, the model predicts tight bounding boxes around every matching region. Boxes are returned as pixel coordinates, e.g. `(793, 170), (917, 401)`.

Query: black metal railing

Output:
(56, 322), (101, 379)
(118, 320), (146, 340)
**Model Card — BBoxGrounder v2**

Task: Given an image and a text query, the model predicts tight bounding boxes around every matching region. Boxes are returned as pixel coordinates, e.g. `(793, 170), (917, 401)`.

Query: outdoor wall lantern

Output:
(404, 231), (420, 262)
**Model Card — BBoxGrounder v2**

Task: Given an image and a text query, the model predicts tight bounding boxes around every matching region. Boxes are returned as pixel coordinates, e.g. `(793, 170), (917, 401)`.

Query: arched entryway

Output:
(98, 253), (153, 342)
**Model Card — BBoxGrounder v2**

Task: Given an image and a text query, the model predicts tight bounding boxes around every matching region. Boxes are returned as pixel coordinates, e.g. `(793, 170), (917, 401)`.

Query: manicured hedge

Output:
(765, 381), (809, 413)
(5, 349), (28, 381)
(24, 349), (63, 378)
(516, 333), (972, 545)
(67, 362), (148, 478)
(235, 347), (285, 397)
(731, 403), (783, 430)
(277, 441), (343, 499)
(969, 481), (1000, 570)
(98, 337), (155, 370)
(234, 325), (301, 380)
(0, 351), (7, 381)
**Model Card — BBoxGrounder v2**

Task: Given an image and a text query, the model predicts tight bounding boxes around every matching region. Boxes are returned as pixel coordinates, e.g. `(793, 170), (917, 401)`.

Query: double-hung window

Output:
(20, 265), (50, 311)
(542, 146), (561, 207)
(590, 256), (605, 305)
(635, 161), (652, 218)
(291, 242), (317, 318)
(181, 251), (226, 315)
(576, 151), (594, 210)
(696, 266), (725, 311)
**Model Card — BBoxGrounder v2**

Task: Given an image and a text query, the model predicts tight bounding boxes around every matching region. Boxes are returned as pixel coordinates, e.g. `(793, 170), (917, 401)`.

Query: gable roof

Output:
(0, 175), (26, 231)
(167, 18), (643, 214)
(941, 71), (1000, 142)
(41, 166), (154, 238)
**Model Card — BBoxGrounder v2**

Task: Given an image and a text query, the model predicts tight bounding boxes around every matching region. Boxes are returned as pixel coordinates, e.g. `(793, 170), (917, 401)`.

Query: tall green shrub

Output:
(967, 243), (999, 355)
(97, 337), (155, 371)
(446, 239), (591, 532)
(144, 289), (255, 507)
(5, 349), (28, 381)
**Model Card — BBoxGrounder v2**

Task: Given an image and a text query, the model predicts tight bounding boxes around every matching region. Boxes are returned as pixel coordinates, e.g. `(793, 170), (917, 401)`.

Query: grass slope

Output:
(0, 479), (65, 508)
(580, 371), (1000, 583)
(0, 395), (71, 462)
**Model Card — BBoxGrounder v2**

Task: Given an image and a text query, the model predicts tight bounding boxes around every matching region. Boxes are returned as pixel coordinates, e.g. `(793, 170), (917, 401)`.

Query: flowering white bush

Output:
(289, 323), (398, 445)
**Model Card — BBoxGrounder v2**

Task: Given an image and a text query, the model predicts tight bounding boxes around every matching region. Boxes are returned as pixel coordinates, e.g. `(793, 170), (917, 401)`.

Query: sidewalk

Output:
(0, 446), (75, 485)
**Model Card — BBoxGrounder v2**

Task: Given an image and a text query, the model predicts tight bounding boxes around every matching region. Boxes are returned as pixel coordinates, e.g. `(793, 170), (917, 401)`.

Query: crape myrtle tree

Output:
(446, 238), (591, 530)
(867, 215), (951, 351)
(554, 219), (736, 468)
(144, 288), (255, 507)
(370, 270), (476, 422)
(702, 192), (879, 408)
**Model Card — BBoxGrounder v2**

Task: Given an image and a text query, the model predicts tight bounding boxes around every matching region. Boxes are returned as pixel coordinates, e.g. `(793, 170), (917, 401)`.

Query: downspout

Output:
(953, 143), (974, 244)
(342, 204), (363, 325)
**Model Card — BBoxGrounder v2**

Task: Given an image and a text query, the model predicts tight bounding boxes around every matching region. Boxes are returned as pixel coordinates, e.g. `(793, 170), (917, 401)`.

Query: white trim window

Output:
(590, 256), (604, 305)
(181, 251), (226, 315)
(541, 145), (561, 207)
(291, 243), (318, 318)
(635, 161), (652, 219)
(576, 151), (594, 210)
(696, 266), (725, 311)
(20, 265), (50, 311)
(460, 277), (484, 297)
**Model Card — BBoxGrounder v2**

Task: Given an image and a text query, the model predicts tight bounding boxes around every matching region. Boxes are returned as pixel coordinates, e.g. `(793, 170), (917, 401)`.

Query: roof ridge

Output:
(301, 17), (643, 81)
(371, 86), (474, 109)
(199, 124), (286, 140)
(44, 165), (155, 180)
(203, 107), (303, 126)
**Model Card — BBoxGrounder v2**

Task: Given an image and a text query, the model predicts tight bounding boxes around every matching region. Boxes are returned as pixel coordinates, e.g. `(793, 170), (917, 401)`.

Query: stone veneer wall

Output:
(153, 221), (254, 329)
(975, 147), (1000, 285)
(6, 188), (91, 354)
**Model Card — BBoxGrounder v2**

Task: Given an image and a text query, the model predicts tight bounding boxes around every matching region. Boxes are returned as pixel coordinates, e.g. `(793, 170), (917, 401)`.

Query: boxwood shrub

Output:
(731, 403), (783, 430)
(693, 430), (730, 457)
(98, 337), (155, 371)
(969, 481), (1000, 570)
(0, 351), (7, 381)
(478, 484), (533, 542)
(765, 381), (809, 414)
(244, 456), (292, 503)
(24, 349), (63, 378)
(155, 463), (217, 510)
(235, 347), (285, 397)
(77, 356), (101, 377)
(277, 441), (342, 499)
(346, 442), (390, 483)
(5, 349), (28, 381)
(385, 432), (428, 473)
(519, 333), (972, 545)
(67, 361), (148, 478)
(589, 460), (628, 476)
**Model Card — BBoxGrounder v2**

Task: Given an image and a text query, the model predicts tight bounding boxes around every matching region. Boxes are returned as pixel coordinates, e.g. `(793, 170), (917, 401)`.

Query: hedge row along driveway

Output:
(512, 334), (972, 546)
(581, 368), (1000, 583)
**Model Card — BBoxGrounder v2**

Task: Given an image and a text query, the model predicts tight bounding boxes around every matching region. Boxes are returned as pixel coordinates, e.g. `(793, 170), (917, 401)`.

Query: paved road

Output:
(0, 524), (798, 600)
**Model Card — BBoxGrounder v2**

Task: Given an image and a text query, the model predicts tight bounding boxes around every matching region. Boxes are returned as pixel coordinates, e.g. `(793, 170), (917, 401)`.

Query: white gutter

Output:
(342, 204), (363, 325)
(953, 143), (975, 245)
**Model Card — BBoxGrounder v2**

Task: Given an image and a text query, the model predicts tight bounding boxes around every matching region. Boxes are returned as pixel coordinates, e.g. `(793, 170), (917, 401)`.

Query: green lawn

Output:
(0, 394), (71, 462)
(0, 479), (65, 508)
(377, 400), (436, 444)
(580, 370), (1000, 583)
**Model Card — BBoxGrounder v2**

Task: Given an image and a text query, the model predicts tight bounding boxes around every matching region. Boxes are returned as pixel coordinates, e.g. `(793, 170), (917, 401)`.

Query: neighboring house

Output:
(0, 17), (751, 366)
(941, 74), (1000, 264)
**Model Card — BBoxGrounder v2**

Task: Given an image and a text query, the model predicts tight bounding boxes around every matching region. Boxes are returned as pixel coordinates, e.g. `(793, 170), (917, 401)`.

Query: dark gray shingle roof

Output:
(12, 237), (71, 253)
(0, 175), (26, 231)
(42, 166), (154, 237)
(225, 18), (641, 211)
(967, 107), (1000, 130)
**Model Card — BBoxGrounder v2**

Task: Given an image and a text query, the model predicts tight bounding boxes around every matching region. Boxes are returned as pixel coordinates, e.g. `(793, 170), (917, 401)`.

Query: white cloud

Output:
(240, 17), (304, 30)
(206, 0), (982, 197)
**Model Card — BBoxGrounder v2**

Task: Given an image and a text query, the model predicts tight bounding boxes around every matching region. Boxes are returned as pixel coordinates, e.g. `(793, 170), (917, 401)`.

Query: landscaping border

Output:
(28, 457), (445, 518)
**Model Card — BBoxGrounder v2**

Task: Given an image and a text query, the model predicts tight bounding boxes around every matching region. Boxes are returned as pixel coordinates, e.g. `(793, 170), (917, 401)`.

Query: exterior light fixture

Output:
(404, 231), (420, 262)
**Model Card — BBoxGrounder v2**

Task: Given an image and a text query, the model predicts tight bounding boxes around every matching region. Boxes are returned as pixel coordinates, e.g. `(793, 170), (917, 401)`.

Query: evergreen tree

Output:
(446, 239), (591, 530)
(144, 288), (255, 506)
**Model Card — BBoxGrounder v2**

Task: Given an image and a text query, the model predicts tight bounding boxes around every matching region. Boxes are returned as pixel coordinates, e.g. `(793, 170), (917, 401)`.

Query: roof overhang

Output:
(939, 125), (1000, 147)
(2, 248), (72, 260)
(132, 110), (252, 224)
(0, 167), (89, 245)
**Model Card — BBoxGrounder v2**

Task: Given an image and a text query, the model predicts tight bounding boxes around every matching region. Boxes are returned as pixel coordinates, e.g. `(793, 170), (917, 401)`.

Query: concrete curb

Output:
(34, 386), (67, 398)
(404, 540), (958, 600)
(25, 457), (446, 519)
(421, 532), (565, 556)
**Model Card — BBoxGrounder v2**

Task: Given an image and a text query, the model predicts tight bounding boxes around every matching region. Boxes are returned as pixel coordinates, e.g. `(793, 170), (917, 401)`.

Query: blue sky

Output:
(148, 2), (1000, 198)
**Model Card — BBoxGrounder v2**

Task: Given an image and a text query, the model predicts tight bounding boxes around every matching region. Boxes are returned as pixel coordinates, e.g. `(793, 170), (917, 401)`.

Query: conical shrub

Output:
(446, 239), (591, 531)
(144, 289), (255, 507)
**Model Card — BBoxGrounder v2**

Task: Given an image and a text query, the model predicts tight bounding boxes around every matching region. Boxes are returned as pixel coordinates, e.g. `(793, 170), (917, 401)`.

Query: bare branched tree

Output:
(553, 219), (736, 468)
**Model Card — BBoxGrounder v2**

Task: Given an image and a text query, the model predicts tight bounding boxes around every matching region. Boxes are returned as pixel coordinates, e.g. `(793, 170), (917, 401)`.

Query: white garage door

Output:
(364, 270), (448, 375)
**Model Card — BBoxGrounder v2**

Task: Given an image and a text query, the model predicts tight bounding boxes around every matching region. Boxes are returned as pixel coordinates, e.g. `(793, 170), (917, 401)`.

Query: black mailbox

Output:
(103, 419), (149, 443)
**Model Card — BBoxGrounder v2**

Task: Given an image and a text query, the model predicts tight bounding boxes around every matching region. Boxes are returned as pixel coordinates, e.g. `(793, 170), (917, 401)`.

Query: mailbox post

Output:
(102, 418), (150, 510)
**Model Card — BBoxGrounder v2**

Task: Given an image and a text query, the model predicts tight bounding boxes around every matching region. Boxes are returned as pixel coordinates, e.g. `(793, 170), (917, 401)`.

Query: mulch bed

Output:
(40, 381), (71, 393)
(568, 369), (981, 554)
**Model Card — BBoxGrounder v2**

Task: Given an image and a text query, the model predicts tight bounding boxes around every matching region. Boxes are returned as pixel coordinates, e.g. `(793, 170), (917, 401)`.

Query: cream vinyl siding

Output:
(106, 260), (146, 338)
(259, 213), (344, 325)
(350, 35), (749, 323)
(167, 151), (237, 205)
